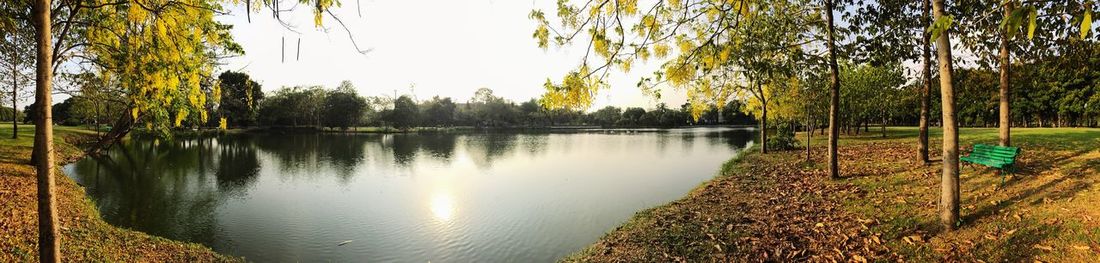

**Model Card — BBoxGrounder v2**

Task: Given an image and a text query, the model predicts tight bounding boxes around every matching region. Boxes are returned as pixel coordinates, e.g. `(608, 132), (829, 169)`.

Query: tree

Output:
(519, 99), (549, 126)
(14, 0), (348, 259)
(322, 81), (367, 130)
(930, 0), (960, 231)
(258, 86), (326, 127)
(30, 0), (60, 259)
(825, 0), (842, 179)
(591, 106), (622, 127)
(0, 11), (32, 139)
(469, 88), (519, 127)
(622, 107), (646, 126)
(919, 0), (932, 164)
(421, 96), (457, 126)
(844, 0), (931, 163)
(388, 95), (420, 129)
(839, 63), (906, 137)
(217, 71), (264, 128)
(998, 2), (1014, 146)
(51, 98), (75, 126)
(529, 0), (818, 153)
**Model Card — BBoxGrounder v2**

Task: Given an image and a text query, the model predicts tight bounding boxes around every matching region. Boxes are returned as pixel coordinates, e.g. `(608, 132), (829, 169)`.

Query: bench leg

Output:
(1000, 170), (1006, 186)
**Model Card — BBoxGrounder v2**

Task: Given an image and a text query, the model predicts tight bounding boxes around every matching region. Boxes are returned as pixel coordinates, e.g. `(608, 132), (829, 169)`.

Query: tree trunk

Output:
(10, 62), (17, 139)
(86, 112), (135, 157)
(882, 114), (887, 138)
(918, 0), (932, 164)
(999, 11), (1011, 147)
(32, 0), (60, 260)
(933, 0), (960, 231)
(806, 118), (812, 162)
(760, 96), (768, 154)
(825, 0), (841, 179)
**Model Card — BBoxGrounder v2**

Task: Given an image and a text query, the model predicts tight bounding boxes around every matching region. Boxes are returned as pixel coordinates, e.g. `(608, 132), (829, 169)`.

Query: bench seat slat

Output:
(961, 143), (1020, 170)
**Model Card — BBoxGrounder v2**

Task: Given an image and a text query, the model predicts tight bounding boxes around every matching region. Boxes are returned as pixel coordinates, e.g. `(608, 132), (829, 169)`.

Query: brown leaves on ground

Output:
(568, 135), (1100, 262)
(565, 148), (888, 262)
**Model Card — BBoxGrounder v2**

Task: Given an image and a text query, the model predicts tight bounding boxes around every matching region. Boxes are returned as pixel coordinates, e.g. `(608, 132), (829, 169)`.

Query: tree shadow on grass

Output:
(960, 146), (1096, 224)
(969, 221), (1063, 262)
(0, 146), (31, 174)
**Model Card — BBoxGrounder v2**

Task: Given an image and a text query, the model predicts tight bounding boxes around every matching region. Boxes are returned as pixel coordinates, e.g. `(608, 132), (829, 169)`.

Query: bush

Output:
(767, 121), (799, 151)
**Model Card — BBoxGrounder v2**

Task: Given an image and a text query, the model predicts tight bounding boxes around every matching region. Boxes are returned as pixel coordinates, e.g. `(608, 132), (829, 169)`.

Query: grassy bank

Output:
(0, 125), (238, 262)
(567, 127), (1100, 262)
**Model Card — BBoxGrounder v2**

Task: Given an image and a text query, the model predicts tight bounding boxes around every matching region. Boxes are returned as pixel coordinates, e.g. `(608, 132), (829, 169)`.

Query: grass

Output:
(0, 124), (239, 262)
(829, 127), (1100, 262)
(566, 126), (1100, 262)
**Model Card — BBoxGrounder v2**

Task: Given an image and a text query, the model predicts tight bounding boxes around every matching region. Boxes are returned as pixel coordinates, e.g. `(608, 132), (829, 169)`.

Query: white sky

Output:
(216, 0), (687, 110)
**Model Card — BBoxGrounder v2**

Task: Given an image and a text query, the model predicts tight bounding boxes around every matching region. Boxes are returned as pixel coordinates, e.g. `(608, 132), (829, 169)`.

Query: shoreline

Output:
(0, 126), (240, 262)
(561, 127), (1100, 262)
(159, 124), (759, 136)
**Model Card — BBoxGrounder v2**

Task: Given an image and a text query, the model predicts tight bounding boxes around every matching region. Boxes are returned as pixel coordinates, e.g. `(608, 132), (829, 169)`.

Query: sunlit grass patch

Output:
(831, 127), (1100, 262)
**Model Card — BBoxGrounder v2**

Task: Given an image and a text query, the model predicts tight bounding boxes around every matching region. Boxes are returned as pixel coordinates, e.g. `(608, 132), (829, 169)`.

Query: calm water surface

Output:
(64, 127), (754, 262)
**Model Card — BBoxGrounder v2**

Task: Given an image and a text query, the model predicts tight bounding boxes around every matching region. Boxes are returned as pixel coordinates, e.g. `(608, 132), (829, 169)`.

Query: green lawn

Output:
(820, 127), (1100, 262)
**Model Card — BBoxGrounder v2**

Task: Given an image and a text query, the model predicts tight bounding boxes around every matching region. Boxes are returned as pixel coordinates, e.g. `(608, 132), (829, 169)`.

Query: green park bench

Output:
(960, 143), (1021, 185)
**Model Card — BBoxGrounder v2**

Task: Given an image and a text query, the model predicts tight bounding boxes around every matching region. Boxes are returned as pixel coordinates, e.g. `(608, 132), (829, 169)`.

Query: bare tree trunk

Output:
(882, 114), (887, 138)
(32, 0), (60, 260)
(918, 0), (932, 164)
(825, 0), (841, 179)
(760, 95), (768, 154)
(806, 118), (812, 162)
(10, 62), (17, 139)
(86, 111), (135, 157)
(999, 4), (1012, 146)
(933, 0), (960, 231)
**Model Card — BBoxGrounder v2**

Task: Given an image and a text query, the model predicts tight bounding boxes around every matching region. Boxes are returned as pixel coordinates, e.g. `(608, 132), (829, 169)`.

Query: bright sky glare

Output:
(217, 0), (687, 110)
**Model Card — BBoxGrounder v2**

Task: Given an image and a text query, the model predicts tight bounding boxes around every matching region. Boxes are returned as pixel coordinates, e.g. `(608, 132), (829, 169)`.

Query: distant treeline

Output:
(251, 81), (758, 130)
(22, 71), (756, 131)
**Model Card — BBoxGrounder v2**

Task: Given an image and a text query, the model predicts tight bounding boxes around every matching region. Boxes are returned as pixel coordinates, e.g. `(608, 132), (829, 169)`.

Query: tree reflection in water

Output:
(62, 128), (756, 262)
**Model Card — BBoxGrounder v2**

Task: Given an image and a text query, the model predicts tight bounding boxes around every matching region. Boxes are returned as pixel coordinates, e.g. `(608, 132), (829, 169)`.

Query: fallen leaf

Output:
(1033, 244), (1054, 251)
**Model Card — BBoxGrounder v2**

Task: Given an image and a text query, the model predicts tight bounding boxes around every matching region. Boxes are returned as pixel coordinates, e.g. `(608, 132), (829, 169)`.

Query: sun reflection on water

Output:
(429, 192), (456, 222)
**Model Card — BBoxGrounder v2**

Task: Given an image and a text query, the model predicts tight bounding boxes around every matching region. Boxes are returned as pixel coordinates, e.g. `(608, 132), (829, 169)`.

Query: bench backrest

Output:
(970, 143), (1020, 163)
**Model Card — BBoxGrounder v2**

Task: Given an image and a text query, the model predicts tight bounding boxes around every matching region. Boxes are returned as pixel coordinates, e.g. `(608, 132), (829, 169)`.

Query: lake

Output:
(63, 127), (755, 262)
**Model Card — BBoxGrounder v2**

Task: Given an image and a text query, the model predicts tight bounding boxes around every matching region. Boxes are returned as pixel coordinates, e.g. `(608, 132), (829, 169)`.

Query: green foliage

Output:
(832, 62), (908, 130)
(1084, 8), (1093, 39)
(258, 86), (326, 127)
(766, 121), (799, 151)
(531, 0), (816, 118)
(621, 107), (646, 126)
(929, 15), (954, 41)
(421, 96), (457, 127)
(322, 81), (367, 130)
(466, 88), (520, 127)
(217, 71), (264, 127)
(80, 0), (242, 137)
(591, 106), (622, 127)
(387, 95), (420, 129)
(0, 106), (20, 122)
(844, 0), (923, 65)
